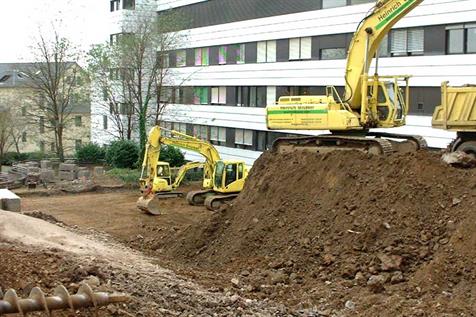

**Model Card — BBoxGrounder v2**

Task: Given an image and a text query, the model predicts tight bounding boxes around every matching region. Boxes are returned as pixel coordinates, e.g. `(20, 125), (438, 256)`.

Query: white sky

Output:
(0, 0), (110, 63)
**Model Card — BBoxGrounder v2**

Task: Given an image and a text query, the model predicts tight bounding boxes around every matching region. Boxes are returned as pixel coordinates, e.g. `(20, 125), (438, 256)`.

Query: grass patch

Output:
(106, 168), (141, 185)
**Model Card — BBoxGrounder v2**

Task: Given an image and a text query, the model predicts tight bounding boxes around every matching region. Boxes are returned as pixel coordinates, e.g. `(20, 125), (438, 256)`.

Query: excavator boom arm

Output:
(344, 0), (423, 108)
(143, 126), (222, 185)
(171, 161), (204, 189)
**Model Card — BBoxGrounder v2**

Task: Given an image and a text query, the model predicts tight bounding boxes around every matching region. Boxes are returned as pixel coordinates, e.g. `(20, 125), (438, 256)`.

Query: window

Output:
(323, 0), (346, 9)
(123, 0), (135, 10)
(103, 115), (108, 130)
(194, 48), (209, 66)
(257, 40), (276, 63)
(193, 87), (209, 104)
(235, 129), (253, 146)
(22, 132), (27, 143)
(218, 46), (227, 65)
(173, 122), (187, 134)
(0, 75), (10, 82)
(110, 0), (120, 12)
(235, 44), (245, 64)
(379, 34), (389, 57)
(50, 143), (55, 152)
(39, 116), (45, 133)
(256, 131), (267, 151)
(109, 33), (132, 45)
(351, 0), (374, 4)
(193, 125), (209, 140)
(160, 52), (170, 68)
(235, 86), (267, 107)
(75, 115), (82, 127)
(390, 28), (424, 56)
(211, 87), (226, 104)
(176, 50), (186, 67)
(447, 24), (476, 54)
(210, 127), (226, 143)
(320, 48), (347, 60)
(289, 37), (312, 60)
(75, 140), (82, 151)
(120, 104), (132, 115)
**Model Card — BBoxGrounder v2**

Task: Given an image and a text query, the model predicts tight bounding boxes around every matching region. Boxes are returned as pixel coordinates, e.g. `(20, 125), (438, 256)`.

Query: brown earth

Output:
(155, 150), (476, 315)
(5, 150), (476, 316)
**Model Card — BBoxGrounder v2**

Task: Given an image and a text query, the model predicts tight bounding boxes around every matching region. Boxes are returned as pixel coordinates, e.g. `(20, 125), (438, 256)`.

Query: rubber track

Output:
(204, 194), (239, 211)
(367, 132), (428, 150)
(272, 135), (394, 155)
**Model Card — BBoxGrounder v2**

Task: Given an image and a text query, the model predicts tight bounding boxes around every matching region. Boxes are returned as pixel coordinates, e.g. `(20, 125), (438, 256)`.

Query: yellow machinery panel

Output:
(267, 96), (361, 130)
(432, 82), (476, 131)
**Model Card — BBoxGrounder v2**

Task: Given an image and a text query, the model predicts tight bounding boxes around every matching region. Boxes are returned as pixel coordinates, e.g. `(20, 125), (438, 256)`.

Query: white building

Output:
(98, 0), (476, 165)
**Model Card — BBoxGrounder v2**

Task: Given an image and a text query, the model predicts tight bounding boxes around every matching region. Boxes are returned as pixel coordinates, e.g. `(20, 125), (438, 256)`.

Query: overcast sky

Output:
(0, 0), (110, 63)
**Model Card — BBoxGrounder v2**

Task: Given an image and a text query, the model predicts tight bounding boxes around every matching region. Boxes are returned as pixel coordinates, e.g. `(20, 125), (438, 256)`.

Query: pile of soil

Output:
(158, 150), (476, 314)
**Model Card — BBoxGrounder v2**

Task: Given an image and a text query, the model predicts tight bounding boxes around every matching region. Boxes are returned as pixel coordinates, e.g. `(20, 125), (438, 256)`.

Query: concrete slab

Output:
(0, 189), (21, 212)
(59, 171), (76, 181)
(59, 163), (77, 172)
(40, 160), (52, 169)
(94, 166), (105, 176)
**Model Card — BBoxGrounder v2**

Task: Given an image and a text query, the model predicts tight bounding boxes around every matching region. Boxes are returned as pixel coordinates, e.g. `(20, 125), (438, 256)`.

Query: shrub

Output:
(0, 152), (28, 165)
(76, 143), (106, 164)
(105, 140), (139, 169)
(159, 145), (186, 167)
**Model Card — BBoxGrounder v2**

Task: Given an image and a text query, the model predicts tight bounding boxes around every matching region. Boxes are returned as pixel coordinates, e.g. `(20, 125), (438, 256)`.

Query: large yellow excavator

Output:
(266, 0), (427, 154)
(137, 126), (248, 214)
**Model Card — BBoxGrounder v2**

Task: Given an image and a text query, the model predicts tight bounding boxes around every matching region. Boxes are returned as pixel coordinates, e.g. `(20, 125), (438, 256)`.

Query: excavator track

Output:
(272, 135), (394, 155)
(204, 194), (239, 211)
(367, 132), (428, 152)
(186, 189), (214, 206)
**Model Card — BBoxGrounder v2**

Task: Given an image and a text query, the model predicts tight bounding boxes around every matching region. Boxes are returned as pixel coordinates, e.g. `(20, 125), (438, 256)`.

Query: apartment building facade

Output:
(0, 63), (91, 156)
(102, 0), (476, 165)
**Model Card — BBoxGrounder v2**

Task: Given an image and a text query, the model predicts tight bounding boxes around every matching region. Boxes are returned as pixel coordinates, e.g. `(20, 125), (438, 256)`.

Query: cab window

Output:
(237, 164), (243, 180)
(225, 164), (237, 186)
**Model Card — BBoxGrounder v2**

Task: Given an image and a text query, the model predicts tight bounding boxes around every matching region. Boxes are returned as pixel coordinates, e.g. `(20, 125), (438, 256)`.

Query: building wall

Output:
(0, 86), (91, 156)
(101, 0), (475, 164)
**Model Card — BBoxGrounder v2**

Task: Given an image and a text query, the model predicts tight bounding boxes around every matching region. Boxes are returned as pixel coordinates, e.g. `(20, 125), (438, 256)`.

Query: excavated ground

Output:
(155, 150), (476, 316)
(6, 150), (476, 316)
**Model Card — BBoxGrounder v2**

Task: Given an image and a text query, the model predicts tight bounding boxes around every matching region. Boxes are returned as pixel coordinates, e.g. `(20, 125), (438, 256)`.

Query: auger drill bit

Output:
(0, 283), (128, 316)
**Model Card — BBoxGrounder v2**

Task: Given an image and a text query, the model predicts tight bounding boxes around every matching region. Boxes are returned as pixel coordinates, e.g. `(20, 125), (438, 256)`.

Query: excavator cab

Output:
(364, 75), (410, 128)
(213, 160), (247, 194)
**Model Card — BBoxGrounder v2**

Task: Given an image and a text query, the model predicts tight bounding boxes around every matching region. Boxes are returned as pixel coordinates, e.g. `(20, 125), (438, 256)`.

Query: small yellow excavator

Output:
(137, 126), (248, 214)
(266, 0), (427, 154)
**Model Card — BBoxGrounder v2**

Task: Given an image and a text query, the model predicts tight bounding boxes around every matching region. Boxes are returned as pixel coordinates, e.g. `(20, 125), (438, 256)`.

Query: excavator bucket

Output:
(136, 195), (162, 215)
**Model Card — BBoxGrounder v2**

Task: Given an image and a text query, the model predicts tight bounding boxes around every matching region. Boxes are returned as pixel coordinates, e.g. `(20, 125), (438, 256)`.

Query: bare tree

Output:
(0, 96), (26, 157)
(0, 108), (13, 160)
(116, 1), (187, 155)
(22, 32), (88, 161)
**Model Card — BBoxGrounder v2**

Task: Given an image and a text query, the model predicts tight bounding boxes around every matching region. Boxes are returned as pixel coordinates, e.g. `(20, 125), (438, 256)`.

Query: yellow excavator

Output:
(266, 0), (427, 154)
(139, 160), (203, 198)
(137, 126), (248, 214)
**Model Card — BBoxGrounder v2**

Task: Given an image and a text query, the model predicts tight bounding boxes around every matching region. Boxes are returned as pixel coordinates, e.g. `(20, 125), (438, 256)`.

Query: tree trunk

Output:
(138, 108), (147, 162)
(57, 127), (65, 161)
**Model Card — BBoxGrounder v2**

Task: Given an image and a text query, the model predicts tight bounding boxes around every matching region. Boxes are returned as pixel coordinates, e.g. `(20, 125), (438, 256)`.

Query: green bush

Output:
(0, 152), (28, 165)
(159, 145), (185, 167)
(106, 168), (141, 185)
(76, 143), (106, 163)
(105, 140), (139, 169)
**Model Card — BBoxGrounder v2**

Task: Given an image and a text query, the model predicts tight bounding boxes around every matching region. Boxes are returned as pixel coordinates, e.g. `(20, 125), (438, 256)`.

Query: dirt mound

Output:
(159, 150), (476, 314)
(23, 210), (63, 224)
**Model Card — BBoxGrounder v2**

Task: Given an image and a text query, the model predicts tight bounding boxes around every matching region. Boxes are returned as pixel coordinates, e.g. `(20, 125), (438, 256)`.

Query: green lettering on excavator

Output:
(376, 0), (416, 30)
